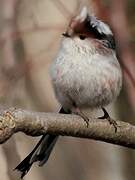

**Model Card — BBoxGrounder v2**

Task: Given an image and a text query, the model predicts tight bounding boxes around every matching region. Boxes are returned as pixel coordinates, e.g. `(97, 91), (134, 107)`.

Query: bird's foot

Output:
(99, 108), (118, 133)
(79, 112), (89, 128)
(72, 108), (89, 128)
(107, 117), (118, 133)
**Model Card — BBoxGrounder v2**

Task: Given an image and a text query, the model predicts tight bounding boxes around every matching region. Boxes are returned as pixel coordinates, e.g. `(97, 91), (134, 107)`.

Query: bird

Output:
(15, 6), (122, 178)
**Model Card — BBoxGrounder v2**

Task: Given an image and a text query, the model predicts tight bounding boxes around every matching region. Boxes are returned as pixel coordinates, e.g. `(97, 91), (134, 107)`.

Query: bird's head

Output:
(62, 7), (115, 54)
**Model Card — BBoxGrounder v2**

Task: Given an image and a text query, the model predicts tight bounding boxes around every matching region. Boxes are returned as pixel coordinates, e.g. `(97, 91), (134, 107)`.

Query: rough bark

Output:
(0, 108), (135, 149)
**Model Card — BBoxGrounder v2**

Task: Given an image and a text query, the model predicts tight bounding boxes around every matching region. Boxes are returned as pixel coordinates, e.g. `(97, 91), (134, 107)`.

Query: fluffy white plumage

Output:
(50, 7), (122, 112)
(50, 36), (122, 110)
(75, 6), (88, 22)
(90, 16), (113, 35)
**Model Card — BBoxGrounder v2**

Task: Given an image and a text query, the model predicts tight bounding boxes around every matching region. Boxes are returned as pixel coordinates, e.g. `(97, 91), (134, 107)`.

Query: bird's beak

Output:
(62, 28), (74, 38)
(62, 32), (71, 38)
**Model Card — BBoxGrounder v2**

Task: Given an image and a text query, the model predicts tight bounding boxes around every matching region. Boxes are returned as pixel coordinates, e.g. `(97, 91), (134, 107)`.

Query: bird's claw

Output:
(83, 116), (89, 128)
(99, 108), (118, 133)
(107, 118), (118, 133)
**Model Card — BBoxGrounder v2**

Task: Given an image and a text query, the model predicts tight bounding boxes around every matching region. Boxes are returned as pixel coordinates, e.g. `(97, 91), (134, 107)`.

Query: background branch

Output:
(0, 108), (135, 149)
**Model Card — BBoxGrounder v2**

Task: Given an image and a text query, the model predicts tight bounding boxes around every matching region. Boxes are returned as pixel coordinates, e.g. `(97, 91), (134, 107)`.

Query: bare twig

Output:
(0, 108), (135, 149)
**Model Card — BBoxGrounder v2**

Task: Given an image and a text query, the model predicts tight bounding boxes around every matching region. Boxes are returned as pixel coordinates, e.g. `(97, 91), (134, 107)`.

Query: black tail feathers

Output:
(15, 135), (58, 178)
(15, 107), (69, 178)
(15, 153), (32, 178)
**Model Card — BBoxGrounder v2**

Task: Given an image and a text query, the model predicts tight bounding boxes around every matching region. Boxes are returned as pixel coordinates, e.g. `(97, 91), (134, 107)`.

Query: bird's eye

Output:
(79, 35), (86, 40)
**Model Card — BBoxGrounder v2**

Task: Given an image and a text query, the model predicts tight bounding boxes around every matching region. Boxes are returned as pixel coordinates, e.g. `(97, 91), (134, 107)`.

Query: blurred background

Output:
(0, 0), (135, 179)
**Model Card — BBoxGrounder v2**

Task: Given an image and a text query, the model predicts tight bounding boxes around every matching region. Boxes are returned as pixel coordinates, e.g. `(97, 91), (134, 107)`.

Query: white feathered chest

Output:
(50, 37), (122, 109)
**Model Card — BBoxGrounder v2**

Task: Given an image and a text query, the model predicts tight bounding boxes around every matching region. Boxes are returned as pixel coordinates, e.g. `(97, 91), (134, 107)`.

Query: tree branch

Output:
(0, 108), (135, 149)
